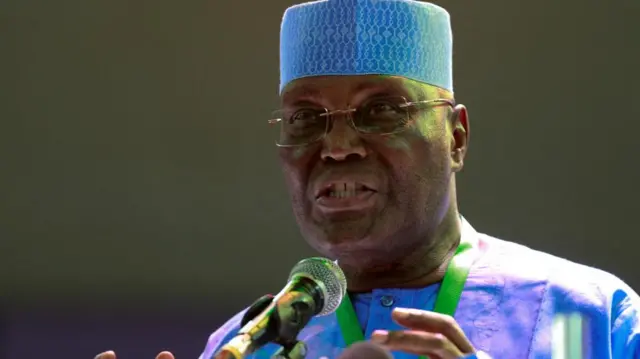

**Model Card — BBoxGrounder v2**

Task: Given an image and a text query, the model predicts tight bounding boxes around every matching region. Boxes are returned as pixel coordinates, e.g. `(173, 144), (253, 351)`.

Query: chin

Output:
(302, 224), (383, 259)
(295, 206), (384, 256)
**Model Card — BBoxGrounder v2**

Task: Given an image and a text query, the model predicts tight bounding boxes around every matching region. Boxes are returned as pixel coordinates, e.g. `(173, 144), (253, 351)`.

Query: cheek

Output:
(377, 133), (413, 153)
(279, 149), (316, 199)
(407, 119), (451, 171)
(371, 130), (450, 198)
(281, 163), (305, 196)
(375, 128), (448, 170)
(285, 144), (317, 161)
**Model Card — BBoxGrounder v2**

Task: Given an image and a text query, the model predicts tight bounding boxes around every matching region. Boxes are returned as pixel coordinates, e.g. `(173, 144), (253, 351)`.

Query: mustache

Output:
(310, 163), (381, 182)
(308, 161), (390, 197)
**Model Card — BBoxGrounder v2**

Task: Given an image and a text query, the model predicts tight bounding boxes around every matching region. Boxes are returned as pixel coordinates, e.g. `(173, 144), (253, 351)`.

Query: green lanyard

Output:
(335, 238), (476, 358)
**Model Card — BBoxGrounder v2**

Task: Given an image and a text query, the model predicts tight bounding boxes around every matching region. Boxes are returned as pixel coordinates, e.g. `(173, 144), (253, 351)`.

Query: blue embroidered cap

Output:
(279, 0), (453, 94)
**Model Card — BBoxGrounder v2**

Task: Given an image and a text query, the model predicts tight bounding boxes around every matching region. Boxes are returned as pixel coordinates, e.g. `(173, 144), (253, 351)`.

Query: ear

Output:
(450, 104), (470, 172)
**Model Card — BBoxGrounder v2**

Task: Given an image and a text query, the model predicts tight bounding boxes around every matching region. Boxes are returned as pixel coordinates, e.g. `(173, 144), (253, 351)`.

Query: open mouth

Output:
(315, 182), (377, 199)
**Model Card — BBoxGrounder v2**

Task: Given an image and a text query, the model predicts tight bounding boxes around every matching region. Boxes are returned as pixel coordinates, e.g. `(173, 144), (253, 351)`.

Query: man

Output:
(96, 0), (640, 358)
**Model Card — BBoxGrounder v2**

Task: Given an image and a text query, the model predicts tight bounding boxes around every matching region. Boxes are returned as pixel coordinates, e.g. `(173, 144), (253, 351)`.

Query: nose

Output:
(320, 116), (367, 162)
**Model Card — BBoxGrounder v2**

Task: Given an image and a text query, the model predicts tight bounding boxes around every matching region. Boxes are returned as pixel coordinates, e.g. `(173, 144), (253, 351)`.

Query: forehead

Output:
(280, 75), (426, 104)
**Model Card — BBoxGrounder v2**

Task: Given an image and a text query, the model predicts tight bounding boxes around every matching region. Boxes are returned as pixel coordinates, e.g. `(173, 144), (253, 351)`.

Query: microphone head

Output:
(338, 342), (393, 359)
(288, 257), (347, 316)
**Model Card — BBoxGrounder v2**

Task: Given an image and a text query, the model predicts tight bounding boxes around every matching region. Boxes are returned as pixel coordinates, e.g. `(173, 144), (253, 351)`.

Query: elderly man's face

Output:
(277, 75), (468, 261)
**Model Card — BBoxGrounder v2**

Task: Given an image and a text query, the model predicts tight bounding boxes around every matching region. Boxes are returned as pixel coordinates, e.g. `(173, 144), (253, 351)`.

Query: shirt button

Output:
(380, 295), (395, 307)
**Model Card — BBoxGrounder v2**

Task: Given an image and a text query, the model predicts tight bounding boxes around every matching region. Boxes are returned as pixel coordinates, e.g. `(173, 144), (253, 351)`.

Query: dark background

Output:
(1, 0), (639, 358)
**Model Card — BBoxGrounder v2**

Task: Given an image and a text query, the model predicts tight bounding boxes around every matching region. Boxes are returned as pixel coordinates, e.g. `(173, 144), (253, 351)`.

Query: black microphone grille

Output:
(288, 257), (347, 316)
(338, 342), (393, 359)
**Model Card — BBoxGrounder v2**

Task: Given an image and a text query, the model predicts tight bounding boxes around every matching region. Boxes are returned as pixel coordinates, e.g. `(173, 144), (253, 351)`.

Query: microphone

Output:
(337, 342), (393, 359)
(214, 257), (347, 359)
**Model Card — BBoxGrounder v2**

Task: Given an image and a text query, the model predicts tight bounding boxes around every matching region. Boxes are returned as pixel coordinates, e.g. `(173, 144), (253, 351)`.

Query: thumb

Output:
(156, 351), (175, 359)
(95, 351), (116, 359)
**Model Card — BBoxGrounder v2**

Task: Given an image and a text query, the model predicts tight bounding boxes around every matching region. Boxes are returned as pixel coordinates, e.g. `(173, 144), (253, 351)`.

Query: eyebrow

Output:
(281, 85), (322, 104)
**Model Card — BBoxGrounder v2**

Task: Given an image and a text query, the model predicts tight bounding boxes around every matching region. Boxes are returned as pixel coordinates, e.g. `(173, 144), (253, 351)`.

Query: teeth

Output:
(329, 190), (357, 198)
(329, 183), (361, 198)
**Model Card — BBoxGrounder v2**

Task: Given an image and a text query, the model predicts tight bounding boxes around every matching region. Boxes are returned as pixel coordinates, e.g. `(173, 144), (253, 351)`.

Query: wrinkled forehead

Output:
(279, 0), (453, 95)
(280, 75), (446, 105)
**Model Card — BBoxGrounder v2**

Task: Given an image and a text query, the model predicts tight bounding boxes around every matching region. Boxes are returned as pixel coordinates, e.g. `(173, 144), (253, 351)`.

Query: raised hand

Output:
(371, 307), (476, 359)
(94, 350), (176, 359)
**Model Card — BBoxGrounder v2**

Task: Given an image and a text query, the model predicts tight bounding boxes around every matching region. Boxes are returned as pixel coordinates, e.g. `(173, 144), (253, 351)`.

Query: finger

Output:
(94, 351), (116, 359)
(156, 351), (175, 359)
(391, 308), (475, 354)
(372, 330), (463, 359)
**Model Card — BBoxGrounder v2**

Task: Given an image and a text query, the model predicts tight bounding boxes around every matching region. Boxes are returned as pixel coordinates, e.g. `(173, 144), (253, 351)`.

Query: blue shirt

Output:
(199, 219), (640, 359)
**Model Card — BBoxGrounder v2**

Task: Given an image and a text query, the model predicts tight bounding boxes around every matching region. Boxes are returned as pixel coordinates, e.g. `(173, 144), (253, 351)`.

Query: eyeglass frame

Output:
(267, 96), (456, 148)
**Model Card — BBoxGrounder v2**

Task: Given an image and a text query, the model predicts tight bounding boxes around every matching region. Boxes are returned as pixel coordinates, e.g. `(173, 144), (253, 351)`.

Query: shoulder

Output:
(475, 234), (639, 309)
(474, 234), (640, 352)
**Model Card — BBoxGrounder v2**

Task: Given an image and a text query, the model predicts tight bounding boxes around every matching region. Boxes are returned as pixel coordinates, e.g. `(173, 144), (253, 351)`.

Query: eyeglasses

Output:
(268, 96), (455, 147)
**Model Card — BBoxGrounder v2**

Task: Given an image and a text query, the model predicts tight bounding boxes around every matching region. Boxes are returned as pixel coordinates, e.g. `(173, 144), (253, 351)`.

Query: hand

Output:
(371, 307), (476, 359)
(95, 350), (175, 359)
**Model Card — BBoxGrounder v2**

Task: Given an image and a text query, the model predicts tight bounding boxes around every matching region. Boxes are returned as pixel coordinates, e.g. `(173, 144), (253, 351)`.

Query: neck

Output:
(342, 204), (462, 293)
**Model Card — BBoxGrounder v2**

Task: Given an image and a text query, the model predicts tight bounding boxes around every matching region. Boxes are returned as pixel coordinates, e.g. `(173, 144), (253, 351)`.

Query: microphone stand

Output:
(271, 340), (307, 359)
(268, 292), (312, 359)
